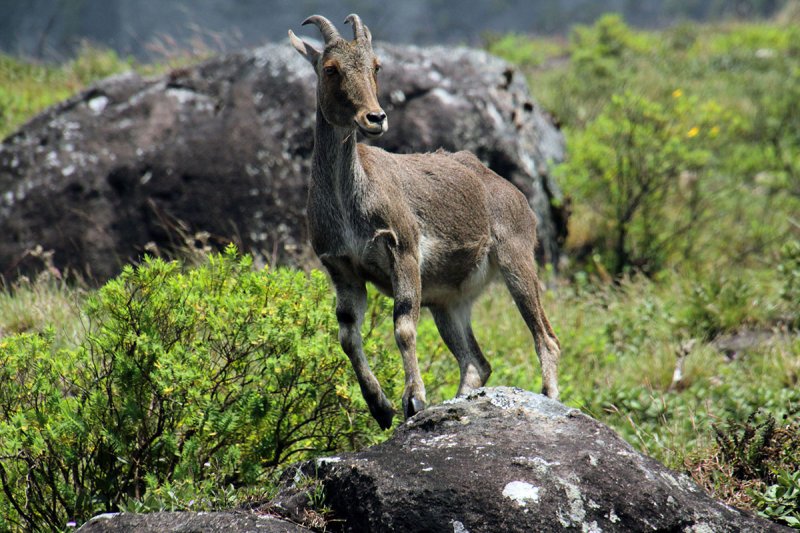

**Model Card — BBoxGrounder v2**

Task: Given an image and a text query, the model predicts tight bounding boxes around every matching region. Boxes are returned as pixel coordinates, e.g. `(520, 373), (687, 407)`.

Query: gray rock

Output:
(269, 387), (789, 533)
(76, 511), (310, 532)
(0, 41), (566, 281)
(73, 388), (789, 532)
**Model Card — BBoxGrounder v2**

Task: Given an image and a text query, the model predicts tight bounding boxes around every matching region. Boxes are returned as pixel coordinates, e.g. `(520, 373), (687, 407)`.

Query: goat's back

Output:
(358, 145), (536, 243)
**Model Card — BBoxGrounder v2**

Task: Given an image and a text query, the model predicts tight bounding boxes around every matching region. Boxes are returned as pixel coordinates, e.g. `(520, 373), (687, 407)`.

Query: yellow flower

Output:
(672, 89), (683, 98)
(710, 125), (720, 136)
(687, 126), (700, 138)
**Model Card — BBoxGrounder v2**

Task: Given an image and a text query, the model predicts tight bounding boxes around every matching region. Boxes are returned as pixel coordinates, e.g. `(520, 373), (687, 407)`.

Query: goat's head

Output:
(289, 14), (387, 139)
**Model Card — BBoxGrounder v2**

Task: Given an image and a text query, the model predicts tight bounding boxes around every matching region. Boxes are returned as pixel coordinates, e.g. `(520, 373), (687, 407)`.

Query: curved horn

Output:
(344, 13), (366, 41)
(302, 15), (341, 44)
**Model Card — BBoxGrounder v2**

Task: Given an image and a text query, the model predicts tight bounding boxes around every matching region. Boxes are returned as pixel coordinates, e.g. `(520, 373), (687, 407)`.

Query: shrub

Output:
(484, 32), (565, 68)
(68, 42), (132, 86)
(559, 90), (713, 275)
(680, 273), (759, 339)
(571, 13), (639, 76)
(0, 247), (397, 531)
(543, 14), (645, 126)
(779, 240), (800, 327)
(742, 57), (800, 192)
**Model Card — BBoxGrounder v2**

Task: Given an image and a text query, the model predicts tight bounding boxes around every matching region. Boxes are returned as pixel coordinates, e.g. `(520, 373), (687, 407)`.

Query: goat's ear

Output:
(289, 30), (320, 65)
(364, 25), (372, 44)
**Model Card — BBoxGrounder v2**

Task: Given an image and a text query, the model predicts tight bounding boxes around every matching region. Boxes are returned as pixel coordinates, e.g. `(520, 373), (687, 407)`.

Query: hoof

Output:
(403, 396), (426, 419)
(542, 386), (561, 403)
(368, 396), (396, 430)
(373, 408), (395, 431)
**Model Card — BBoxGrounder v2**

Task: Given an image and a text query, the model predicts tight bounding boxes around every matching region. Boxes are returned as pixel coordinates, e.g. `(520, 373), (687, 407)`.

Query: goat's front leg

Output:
(328, 272), (396, 430)
(387, 247), (426, 419)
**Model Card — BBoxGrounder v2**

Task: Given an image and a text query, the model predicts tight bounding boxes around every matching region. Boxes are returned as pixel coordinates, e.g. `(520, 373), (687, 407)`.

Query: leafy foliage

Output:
(560, 90), (713, 274)
(713, 409), (800, 484)
(484, 32), (566, 68)
(682, 408), (800, 529)
(0, 41), (211, 140)
(0, 44), (130, 139)
(0, 247), (396, 531)
(679, 271), (765, 340)
(755, 470), (800, 529)
(570, 13), (651, 78)
(489, 14), (800, 278)
(779, 241), (800, 327)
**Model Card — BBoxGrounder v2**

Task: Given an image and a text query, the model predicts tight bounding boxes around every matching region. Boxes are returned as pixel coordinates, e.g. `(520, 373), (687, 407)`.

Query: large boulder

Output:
(268, 387), (788, 532)
(75, 387), (787, 532)
(0, 41), (566, 282)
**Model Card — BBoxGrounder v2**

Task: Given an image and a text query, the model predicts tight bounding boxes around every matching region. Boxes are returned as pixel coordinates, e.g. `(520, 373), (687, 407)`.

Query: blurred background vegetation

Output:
(1, 1), (800, 531)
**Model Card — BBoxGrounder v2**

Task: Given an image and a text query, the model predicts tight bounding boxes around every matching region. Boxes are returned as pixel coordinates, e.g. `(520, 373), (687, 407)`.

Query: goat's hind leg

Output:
(495, 244), (561, 401)
(333, 281), (396, 429)
(430, 301), (492, 397)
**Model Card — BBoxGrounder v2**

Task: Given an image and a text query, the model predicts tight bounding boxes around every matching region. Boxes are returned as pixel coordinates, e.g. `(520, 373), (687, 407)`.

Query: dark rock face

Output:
(270, 387), (788, 533)
(76, 511), (310, 532)
(76, 388), (788, 532)
(0, 41), (565, 282)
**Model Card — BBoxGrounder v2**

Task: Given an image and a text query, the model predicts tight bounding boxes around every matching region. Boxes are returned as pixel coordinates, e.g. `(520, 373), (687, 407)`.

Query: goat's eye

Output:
(374, 64), (381, 74)
(323, 65), (337, 76)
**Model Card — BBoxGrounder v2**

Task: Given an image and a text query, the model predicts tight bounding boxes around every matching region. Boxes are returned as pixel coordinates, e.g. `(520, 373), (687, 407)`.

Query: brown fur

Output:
(290, 14), (561, 429)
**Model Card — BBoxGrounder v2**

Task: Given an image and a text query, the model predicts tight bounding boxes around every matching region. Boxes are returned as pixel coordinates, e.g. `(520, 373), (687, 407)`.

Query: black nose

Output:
(366, 111), (386, 124)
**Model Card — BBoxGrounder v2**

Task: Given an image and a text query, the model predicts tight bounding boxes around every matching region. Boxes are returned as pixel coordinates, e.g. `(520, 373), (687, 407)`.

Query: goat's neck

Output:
(312, 107), (367, 199)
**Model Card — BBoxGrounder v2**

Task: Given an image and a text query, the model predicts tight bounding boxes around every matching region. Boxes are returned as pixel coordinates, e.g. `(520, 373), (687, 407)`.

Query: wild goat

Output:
(289, 14), (561, 429)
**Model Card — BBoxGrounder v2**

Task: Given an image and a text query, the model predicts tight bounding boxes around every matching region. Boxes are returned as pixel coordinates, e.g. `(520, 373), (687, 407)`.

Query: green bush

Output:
(559, 90), (713, 275)
(779, 241), (800, 327)
(741, 57), (800, 192)
(68, 43), (132, 86)
(680, 273), (759, 339)
(484, 32), (566, 68)
(539, 14), (649, 127)
(570, 13), (643, 77)
(0, 247), (397, 531)
(519, 17), (800, 276)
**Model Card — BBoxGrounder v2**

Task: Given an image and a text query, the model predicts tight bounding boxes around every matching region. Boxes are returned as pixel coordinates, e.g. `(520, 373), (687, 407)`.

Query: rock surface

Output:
(269, 387), (788, 533)
(76, 511), (309, 532)
(0, 41), (566, 281)
(75, 387), (788, 532)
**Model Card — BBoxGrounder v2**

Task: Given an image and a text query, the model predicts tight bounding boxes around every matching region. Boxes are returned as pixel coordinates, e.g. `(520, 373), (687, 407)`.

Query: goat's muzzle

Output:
(356, 109), (388, 138)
